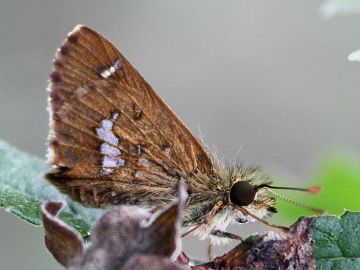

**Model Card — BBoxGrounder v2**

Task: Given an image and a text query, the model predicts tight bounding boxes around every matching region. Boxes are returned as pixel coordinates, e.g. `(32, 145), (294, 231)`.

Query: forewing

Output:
(47, 25), (212, 207)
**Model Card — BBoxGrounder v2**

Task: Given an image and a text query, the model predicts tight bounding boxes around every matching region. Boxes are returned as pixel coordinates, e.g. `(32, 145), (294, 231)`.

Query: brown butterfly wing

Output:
(47, 25), (212, 207)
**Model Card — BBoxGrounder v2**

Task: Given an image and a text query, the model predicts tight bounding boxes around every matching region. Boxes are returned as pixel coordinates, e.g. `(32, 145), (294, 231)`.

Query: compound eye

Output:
(230, 181), (256, 206)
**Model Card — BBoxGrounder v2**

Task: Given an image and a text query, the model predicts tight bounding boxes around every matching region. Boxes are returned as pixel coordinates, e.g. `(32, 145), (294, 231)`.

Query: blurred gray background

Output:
(1, 1), (360, 269)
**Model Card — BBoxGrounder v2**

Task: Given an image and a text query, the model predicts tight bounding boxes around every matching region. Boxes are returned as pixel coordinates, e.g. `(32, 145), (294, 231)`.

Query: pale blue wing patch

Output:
(96, 112), (125, 175)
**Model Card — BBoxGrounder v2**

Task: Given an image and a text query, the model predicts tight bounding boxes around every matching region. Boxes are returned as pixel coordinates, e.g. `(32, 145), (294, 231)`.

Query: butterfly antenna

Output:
(259, 184), (321, 194)
(266, 188), (325, 215)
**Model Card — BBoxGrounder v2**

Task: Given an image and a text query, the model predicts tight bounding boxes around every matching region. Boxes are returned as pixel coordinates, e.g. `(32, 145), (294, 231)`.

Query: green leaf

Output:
(272, 151), (360, 226)
(312, 211), (360, 269)
(0, 139), (104, 237)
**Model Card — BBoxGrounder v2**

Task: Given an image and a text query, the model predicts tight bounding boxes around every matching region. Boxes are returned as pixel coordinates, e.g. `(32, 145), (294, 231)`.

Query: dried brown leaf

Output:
(192, 217), (315, 270)
(41, 201), (84, 267)
(41, 181), (189, 270)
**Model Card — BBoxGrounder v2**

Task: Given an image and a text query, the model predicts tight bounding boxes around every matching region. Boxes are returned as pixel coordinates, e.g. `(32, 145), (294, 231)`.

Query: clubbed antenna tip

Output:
(306, 185), (321, 194)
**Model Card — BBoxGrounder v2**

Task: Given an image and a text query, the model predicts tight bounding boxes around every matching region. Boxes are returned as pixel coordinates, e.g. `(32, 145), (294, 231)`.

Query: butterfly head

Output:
(228, 174), (323, 227)
(229, 180), (260, 207)
(228, 178), (276, 223)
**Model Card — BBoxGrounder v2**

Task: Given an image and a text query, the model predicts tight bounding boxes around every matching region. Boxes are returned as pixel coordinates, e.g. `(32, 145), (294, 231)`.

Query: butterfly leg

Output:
(207, 240), (213, 261)
(181, 200), (224, 238)
(210, 230), (243, 241)
(207, 231), (243, 260)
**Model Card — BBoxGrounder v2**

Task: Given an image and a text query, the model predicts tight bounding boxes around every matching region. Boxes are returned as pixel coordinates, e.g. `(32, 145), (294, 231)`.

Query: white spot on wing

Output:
(96, 119), (118, 145)
(135, 171), (142, 178)
(139, 158), (150, 167)
(101, 119), (113, 129)
(164, 147), (172, 155)
(97, 112), (124, 174)
(114, 59), (122, 69)
(101, 143), (121, 157)
(96, 127), (118, 145)
(100, 69), (112, 79)
(100, 59), (122, 79)
(112, 112), (119, 120)
(103, 156), (125, 167)
(103, 168), (113, 175)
